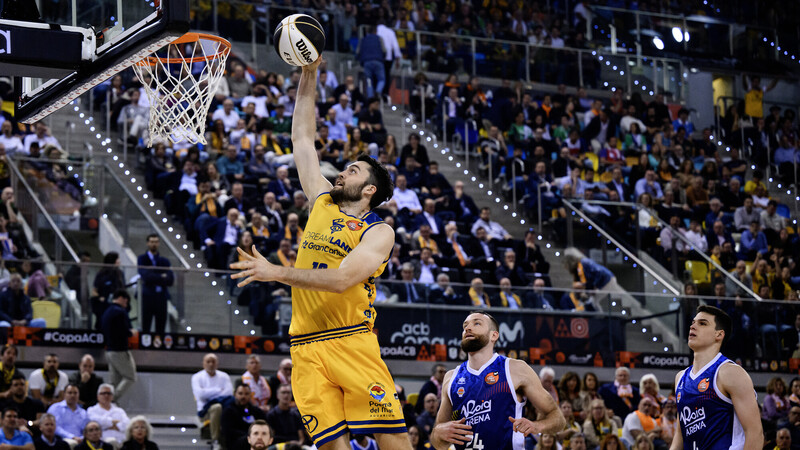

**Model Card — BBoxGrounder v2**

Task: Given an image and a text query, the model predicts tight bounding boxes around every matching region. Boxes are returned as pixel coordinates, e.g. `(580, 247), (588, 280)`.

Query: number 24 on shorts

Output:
(466, 433), (483, 450)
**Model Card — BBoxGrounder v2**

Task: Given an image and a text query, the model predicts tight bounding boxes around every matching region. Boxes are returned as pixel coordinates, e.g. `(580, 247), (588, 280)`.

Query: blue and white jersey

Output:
(447, 354), (525, 450)
(675, 353), (745, 450)
(350, 437), (378, 450)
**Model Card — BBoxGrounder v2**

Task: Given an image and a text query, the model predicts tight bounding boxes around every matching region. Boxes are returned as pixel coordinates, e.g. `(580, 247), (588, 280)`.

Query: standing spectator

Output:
(0, 344), (20, 397)
(0, 274), (46, 328)
(743, 75), (777, 119)
(191, 354), (233, 450)
(34, 413), (69, 450)
(2, 373), (45, 427)
(241, 355), (270, 412)
(415, 365), (445, 414)
(87, 384), (129, 444)
(356, 26), (386, 99)
(265, 386), (304, 446)
(137, 235), (174, 335)
(375, 19), (400, 100)
(266, 359), (291, 408)
(29, 354), (69, 408)
(74, 421), (112, 450)
(92, 252), (125, 330)
(101, 290), (137, 402)
(221, 384), (267, 450)
(68, 355), (103, 408)
(0, 406), (34, 450)
(120, 416), (159, 450)
(599, 367), (640, 420)
(46, 384), (87, 445)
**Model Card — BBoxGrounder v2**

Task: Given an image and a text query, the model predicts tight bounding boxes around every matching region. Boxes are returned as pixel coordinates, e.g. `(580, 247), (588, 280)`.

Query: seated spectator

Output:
(427, 274), (464, 305)
(0, 344), (20, 395)
(241, 355), (270, 412)
(764, 377), (791, 424)
(266, 166), (295, 208)
(265, 385), (305, 446)
(217, 145), (245, 183)
(2, 373), (44, 428)
(202, 208), (243, 270)
(223, 183), (255, 220)
(495, 250), (527, 287)
(519, 230), (550, 274)
(471, 208), (512, 242)
(527, 278), (556, 310)
(117, 90), (149, 143)
(46, 384), (87, 446)
(212, 99), (240, 133)
(416, 393), (438, 437)
(634, 170), (663, 201)
(267, 239), (295, 269)
(69, 355), (103, 408)
(222, 383), (267, 450)
(739, 221), (769, 260)
(23, 122), (60, 155)
(87, 384), (129, 444)
(658, 398), (678, 447)
(467, 277), (490, 307)
(734, 197), (761, 232)
(390, 263), (423, 304)
(266, 360), (291, 409)
(410, 224), (440, 259)
(621, 399), (663, 449)
(30, 354), (69, 408)
(583, 399), (618, 449)
(761, 200), (788, 244)
(286, 192), (309, 229)
(493, 278), (523, 309)
(120, 416), (158, 450)
(282, 213), (303, 250)
(245, 420), (272, 450)
(599, 367), (640, 420)
(74, 421), (112, 450)
(0, 406), (33, 450)
(0, 274), (45, 328)
(399, 135), (429, 169)
(35, 413), (69, 450)
(191, 354), (233, 450)
(706, 220), (734, 250)
(775, 428), (791, 450)
(388, 175), (422, 226)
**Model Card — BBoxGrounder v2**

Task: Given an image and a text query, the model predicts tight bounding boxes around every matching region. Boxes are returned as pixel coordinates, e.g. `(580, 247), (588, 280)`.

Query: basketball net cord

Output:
(133, 35), (230, 146)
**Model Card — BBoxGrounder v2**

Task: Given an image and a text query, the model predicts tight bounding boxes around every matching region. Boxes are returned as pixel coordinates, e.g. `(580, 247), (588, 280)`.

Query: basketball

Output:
(273, 14), (325, 67)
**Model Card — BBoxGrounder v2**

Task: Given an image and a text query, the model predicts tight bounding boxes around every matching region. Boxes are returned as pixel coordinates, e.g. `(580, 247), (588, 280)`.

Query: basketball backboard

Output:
(0, 0), (190, 123)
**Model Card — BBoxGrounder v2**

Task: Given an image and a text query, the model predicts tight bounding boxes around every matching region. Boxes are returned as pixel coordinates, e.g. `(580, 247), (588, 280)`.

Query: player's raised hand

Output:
(230, 245), (275, 287)
(509, 416), (539, 437)
(433, 418), (472, 445)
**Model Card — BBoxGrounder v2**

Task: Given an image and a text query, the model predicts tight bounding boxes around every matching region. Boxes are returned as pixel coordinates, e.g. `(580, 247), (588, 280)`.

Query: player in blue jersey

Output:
(671, 305), (763, 450)
(429, 311), (565, 450)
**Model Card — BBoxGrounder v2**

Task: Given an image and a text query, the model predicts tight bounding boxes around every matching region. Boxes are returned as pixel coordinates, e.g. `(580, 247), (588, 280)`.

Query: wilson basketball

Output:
(273, 14), (325, 67)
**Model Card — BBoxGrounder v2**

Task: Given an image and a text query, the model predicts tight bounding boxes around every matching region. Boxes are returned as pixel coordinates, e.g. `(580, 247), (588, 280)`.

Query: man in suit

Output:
(428, 273), (464, 305)
(223, 182), (256, 222)
(525, 278), (556, 309)
(203, 208), (243, 270)
(598, 367), (640, 420)
(414, 199), (445, 236)
(390, 263), (425, 304)
(266, 165), (296, 208)
(137, 234), (174, 334)
(451, 181), (479, 223)
(705, 220), (734, 249)
(606, 166), (632, 202)
(582, 109), (617, 152)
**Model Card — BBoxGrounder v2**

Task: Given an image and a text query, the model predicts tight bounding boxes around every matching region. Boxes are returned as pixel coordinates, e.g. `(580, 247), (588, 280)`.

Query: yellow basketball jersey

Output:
(289, 193), (389, 336)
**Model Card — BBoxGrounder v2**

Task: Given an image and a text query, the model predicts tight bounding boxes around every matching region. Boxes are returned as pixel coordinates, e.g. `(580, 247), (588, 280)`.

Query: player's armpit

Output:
(510, 360), (565, 434)
(719, 363), (763, 450)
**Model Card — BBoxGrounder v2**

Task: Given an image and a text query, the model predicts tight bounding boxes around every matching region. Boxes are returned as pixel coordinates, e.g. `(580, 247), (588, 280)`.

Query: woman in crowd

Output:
(581, 372), (600, 413)
(121, 416), (158, 450)
(557, 371), (584, 420)
(407, 424), (430, 450)
(639, 374), (666, 418)
(583, 399), (618, 448)
(600, 434), (623, 450)
(763, 376), (790, 423)
(556, 401), (583, 448)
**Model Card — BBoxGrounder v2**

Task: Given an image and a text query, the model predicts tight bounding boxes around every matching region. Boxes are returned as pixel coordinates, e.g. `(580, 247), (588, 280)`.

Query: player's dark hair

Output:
(696, 304), (731, 346)
(357, 154), (393, 209)
(469, 310), (499, 332)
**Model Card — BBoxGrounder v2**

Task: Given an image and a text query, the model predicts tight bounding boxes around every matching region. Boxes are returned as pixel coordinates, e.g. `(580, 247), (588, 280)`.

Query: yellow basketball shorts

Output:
(289, 323), (407, 446)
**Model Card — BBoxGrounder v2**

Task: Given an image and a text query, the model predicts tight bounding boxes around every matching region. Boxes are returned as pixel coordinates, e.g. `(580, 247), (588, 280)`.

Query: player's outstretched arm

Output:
(430, 370), (472, 450)
(509, 360), (565, 436)
(230, 224), (394, 291)
(293, 57), (332, 203)
(719, 363), (764, 450)
(668, 371), (684, 450)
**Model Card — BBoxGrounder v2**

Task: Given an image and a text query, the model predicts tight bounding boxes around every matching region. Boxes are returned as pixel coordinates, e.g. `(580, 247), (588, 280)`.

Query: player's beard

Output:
(250, 440), (268, 450)
(461, 332), (490, 353)
(331, 180), (366, 205)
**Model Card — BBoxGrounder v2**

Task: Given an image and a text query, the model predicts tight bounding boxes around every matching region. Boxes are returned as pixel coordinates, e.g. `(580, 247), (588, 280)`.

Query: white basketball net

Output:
(132, 34), (230, 146)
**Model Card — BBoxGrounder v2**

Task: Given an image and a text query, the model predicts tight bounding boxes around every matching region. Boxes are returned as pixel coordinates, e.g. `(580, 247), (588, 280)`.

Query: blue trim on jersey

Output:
(290, 323), (367, 340)
(348, 419), (407, 426)
(345, 426), (408, 435)
(315, 426), (349, 447)
(311, 420), (347, 442)
(362, 211), (383, 224)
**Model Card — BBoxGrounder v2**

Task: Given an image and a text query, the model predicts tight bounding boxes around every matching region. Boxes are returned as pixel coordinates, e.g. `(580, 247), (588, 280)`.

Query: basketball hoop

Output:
(132, 33), (231, 146)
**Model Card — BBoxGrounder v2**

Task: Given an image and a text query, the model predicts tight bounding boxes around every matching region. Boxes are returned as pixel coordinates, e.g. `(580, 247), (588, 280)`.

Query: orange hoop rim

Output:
(136, 32), (231, 66)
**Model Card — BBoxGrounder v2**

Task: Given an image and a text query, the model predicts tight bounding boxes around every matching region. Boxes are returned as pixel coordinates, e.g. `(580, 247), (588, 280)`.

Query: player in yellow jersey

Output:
(230, 57), (411, 450)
